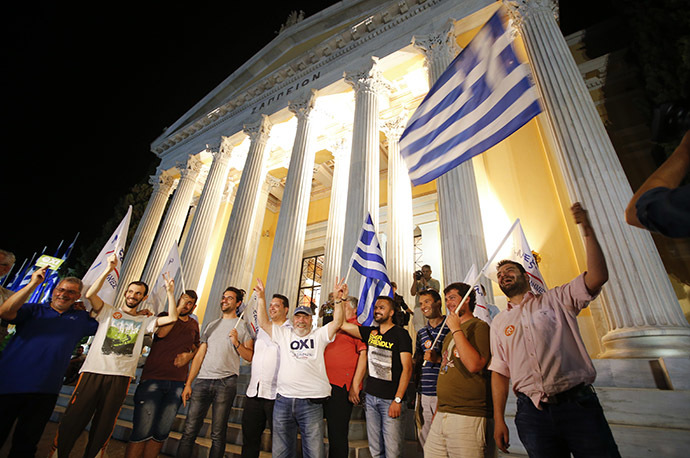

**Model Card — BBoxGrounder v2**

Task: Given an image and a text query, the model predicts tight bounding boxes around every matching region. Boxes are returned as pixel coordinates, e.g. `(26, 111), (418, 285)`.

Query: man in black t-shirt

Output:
(342, 296), (413, 458)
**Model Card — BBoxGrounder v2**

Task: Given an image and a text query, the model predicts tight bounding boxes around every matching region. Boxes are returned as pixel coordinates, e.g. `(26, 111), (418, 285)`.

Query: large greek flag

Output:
(400, 10), (541, 185)
(349, 213), (393, 326)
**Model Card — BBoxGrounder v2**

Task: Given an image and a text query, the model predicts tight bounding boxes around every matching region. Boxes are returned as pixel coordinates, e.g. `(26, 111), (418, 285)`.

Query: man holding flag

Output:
(490, 203), (621, 457)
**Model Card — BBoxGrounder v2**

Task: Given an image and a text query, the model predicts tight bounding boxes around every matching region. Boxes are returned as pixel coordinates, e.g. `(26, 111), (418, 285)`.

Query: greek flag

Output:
(349, 213), (393, 326)
(400, 10), (542, 185)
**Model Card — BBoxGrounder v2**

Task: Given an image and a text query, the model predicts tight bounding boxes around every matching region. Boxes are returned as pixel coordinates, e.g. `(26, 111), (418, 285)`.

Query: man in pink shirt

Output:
(490, 203), (621, 458)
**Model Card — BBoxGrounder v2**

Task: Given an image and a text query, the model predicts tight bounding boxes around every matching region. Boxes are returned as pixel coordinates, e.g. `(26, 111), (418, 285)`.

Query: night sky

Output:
(3, 0), (610, 276)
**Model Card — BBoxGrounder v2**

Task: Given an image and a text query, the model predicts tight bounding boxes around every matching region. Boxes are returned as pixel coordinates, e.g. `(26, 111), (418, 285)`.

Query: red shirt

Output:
(324, 316), (367, 390)
(141, 316), (200, 382)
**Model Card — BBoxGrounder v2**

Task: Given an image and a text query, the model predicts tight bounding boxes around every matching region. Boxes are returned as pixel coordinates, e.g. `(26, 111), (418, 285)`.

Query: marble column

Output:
(141, 154), (202, 291)
(341, 57), (392, 276)
(242, 174), (282, 292)
(413, 21), (492, 300)
(383, 115), (415, 306)
(206, 115), (273, 316)
(115, 171), (175, 307)
(322, 136), (352, 301)
(180, 140), (234, 293)
(506, 0), (690, 357)
(265, 91), (318, 305)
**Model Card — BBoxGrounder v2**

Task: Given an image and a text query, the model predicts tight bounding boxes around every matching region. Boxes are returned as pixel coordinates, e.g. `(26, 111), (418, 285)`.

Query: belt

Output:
(542, 383), (594, 405)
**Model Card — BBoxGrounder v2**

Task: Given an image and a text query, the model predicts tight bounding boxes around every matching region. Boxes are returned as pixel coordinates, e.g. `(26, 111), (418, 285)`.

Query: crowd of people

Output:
(0, 202), (626, 458)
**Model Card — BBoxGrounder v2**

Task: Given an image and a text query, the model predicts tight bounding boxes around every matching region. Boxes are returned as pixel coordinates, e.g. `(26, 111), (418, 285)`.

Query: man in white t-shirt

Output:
(254, 278), (344, 458)
(51, 254), (180, 458)
(176, 286), (253, 458)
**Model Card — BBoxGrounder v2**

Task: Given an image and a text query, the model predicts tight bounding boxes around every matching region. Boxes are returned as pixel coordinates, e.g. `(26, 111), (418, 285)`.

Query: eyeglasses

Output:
(55, 287), (80, 296)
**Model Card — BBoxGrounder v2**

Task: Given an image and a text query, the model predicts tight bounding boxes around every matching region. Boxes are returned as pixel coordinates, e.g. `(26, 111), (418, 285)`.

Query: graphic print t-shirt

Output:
(359, 325), (412, 400)
(80, 303), (157, 378)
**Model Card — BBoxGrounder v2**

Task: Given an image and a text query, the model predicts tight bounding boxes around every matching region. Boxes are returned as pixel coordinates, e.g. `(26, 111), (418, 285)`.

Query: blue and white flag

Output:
(13, 248), (46, 292)
(35, 233), (80, 303)
(150, 241), (182, 314)
(400, 10), (542, 185)
(81, 206), (132, 309)
(349, 213), (393, 326)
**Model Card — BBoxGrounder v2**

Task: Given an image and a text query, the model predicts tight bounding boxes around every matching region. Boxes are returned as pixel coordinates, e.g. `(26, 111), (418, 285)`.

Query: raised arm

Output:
(626, 130), (690, 228)
(230, 328), (255, 362)
(0, 267), (48, 320)
(572, 203), (608, 294)
(156, 273), (179, 327)
(492, 371), (511, 453)
(327, 277), (347, 340)
(86, 253), (118, 313)
(446, 312), (486, 373)
(181, 342), (207, 407)
(254, 278), (271, 338)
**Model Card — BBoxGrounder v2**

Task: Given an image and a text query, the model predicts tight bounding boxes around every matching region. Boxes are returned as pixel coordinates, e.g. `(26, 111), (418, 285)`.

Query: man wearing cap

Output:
(254, 278), (344, 458)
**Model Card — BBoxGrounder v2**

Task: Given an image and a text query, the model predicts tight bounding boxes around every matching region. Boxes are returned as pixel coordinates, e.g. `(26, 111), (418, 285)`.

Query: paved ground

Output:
(0, 421), (141, 457)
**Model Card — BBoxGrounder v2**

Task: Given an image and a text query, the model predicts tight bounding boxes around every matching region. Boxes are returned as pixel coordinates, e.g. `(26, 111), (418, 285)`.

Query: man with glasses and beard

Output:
(125, 290), (200, 458)
(52, 254), (180, 458)
(0, 267), (98, 457)
(255, 278), (344, 458)
(490, 203), (621, 458)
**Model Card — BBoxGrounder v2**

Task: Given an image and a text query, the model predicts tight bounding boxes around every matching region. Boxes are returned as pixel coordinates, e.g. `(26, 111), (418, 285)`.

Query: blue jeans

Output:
(130, 379), (184, 442)
(176, 376), (237, 458)
(272, 394), (324, 458)
(515, 389), (621, 458)
(364, 393), (405, 458)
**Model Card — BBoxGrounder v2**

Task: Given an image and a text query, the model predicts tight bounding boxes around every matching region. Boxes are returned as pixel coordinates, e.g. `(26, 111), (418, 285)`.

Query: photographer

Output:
(410, 265), (440, 332)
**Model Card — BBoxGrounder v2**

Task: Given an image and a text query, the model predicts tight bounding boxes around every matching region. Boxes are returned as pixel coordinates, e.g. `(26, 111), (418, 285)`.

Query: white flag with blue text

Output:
(463, 264), (493, 325)
(349, 213), (393, 326)
(81, 206), (132, 309)
(150, 241), (182, 314)
(484, 219), (547, 295)
(400, 10), (541, 185)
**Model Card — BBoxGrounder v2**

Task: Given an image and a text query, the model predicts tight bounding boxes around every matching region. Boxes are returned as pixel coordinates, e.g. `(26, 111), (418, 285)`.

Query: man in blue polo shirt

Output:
(413, 289), (449, 447)
(0, 266), (98, 457)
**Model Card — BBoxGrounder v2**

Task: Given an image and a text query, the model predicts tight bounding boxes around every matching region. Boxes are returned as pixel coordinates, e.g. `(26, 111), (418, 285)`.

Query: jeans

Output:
(176, 376), (237, 458)
(241, 396), (274, 458)
(130, 379), (185, 442)
(272, 394), (324, 458)
(364, 393), (405, 458)
(323, 384), (353, 458)
(0, 393), (57, 458)
(515, 390), (621, 458)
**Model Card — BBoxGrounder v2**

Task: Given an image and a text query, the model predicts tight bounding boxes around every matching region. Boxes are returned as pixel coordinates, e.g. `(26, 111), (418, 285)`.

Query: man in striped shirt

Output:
(413, 289), (449, 447)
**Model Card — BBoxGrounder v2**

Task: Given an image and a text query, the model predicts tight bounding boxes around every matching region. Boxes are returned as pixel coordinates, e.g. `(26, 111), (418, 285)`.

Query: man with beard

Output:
(413, 289), (449, 447)
(255, 278), (344, 458)
(424, 282), (494, 458)
(341, 296), (413, 458)
(176, 286), (252, 458)
(52, 255), (180, 458)
(490, 203), (620, 458)
(0, 267), (98, 457)
(241, 292), (290, 458)
(125, 290), (200, 458)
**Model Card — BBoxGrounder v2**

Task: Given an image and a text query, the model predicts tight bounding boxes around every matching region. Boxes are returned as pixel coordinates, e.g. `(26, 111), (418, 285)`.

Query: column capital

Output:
(149, 173), (175, 194)
(223, 179), (237, 202)
(204, 140), (221, 154)
(412, 18), (460, 66)
(243, 114), (273, 144)
(343, 57), (393, 96)
(327, 135), (351, 161)
(502, 0), (559, 28)
(177, 154), (203, 180)
(218, 136), (235, 159)
(288, 89), (317, 121)
(264, 173), (282, 192)
(382, 112), (409, 143)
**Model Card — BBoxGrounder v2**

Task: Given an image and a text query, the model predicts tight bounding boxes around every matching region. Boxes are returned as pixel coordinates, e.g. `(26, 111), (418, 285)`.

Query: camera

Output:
(414, 270), (423, 280)
(651, 102), (690, 142)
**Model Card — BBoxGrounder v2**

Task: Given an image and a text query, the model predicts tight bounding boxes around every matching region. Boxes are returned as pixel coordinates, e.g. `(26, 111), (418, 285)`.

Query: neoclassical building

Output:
(116, 0), (690, 362)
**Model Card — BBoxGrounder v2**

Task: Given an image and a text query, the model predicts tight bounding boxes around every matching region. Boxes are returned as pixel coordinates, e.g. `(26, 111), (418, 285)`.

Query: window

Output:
(298, 254), (324, 311)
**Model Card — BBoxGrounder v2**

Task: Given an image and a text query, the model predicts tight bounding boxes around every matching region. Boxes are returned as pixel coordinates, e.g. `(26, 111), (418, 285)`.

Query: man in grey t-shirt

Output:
(176, 287), (254, 458)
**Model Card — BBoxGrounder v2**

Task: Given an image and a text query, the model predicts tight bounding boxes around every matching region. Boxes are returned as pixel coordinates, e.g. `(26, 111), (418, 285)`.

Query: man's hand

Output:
(254, 278), (265, 300)
(107, 253), (118, 271)
(229, 328), (240, 347)
(494, 419), (510, 453)
(163, 272), (175, 294)
(388, 401), (401, 418)
(348, 384), (361, 405)
(173, 352), (194, 368)
(181, 385), (192, 407)
(30, 266), (48, 286)
(446, 310), (461, 332)
(334, 277), (348, 300)
(572, 202), (594, 237)
(137, 309), (153, 317)
(423, 349), (439, 363)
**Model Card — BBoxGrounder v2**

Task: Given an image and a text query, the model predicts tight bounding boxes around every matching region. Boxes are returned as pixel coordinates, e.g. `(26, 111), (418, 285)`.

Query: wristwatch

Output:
(394, 396), (402, 404)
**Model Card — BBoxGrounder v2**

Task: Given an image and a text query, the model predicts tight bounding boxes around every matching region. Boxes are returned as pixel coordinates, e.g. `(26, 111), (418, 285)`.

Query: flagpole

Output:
(422, 219), (519, 366)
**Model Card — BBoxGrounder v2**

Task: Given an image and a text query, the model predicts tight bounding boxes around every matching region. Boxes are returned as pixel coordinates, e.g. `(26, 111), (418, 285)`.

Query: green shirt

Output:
(436, 317), (492, 418)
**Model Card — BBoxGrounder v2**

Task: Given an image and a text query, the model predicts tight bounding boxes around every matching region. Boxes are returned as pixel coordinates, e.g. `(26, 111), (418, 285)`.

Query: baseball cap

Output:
(293, 305), (314, 316)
